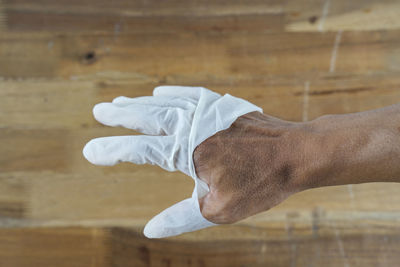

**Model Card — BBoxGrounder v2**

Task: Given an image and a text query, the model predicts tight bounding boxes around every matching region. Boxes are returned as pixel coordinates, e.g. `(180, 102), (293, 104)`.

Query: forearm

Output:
(298, 103), (400, 189)
(193, 101), (400, 224)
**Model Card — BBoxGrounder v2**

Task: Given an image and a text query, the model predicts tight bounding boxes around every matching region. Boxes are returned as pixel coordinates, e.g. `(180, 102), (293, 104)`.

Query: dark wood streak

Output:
(294, 87), (375, 96)
(0, 202), (26, 219)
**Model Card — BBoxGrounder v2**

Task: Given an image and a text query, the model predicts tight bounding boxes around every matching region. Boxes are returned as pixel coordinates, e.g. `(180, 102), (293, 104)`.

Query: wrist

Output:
(295, 111), (400, 190)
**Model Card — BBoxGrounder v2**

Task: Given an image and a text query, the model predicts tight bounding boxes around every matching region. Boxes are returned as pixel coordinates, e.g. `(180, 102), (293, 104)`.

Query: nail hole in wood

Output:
(309, 16), (318, 24)
(83, 51), (96, 64)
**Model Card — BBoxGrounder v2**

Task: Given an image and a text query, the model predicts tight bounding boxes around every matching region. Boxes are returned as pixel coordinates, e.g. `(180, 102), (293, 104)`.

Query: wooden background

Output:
(1, 0), (400, 266)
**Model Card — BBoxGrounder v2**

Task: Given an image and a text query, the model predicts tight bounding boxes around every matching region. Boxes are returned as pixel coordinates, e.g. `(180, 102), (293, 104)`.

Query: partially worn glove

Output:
(83, 86), (262, 238)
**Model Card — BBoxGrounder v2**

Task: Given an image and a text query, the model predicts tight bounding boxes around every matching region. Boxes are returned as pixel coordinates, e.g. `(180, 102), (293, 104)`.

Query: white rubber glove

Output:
(83, 86), (262, 238)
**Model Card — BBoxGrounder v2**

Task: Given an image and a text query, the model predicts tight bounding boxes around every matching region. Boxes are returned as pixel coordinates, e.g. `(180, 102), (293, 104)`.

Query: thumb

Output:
(143, 198), (216, 238)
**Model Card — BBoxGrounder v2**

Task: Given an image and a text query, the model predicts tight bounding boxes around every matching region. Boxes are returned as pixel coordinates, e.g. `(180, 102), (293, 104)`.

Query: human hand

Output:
(84, 86), (400, 237)
(83, 86), (262, 238)
(194, 111), (307, 224)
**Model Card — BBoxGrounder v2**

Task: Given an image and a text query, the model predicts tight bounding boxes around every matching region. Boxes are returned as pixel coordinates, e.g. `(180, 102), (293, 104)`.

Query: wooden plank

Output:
(4, 0), (283, 17)
(1, 30), (400, 79)
(1, 74), (400, 127)
(4, 0), (400, 33)
(108, 227), (400, 267)
(1, 170), (400, 238)
(1, 226), (400, 266)
(5, 12), (284, 34)
(3, 0), (283, 33)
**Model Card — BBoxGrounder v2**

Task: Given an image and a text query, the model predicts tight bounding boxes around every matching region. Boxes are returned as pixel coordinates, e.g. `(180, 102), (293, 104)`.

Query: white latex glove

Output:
(83, 86), (262, 238)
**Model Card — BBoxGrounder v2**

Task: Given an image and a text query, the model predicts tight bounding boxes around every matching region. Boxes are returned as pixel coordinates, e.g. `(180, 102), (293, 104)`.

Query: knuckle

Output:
(200, 193), (238, 224)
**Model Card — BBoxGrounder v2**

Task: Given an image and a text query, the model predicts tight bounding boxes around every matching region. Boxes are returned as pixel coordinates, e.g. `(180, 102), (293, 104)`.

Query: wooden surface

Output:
(1, 0), (400, 266)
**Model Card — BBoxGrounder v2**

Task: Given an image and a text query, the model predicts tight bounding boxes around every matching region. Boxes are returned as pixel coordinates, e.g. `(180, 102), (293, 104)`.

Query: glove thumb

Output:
(143, 197), (216, 238)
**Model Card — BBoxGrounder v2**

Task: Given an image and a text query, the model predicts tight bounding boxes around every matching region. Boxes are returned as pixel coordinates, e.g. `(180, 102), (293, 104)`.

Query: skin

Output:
(193, 103), (400, 224)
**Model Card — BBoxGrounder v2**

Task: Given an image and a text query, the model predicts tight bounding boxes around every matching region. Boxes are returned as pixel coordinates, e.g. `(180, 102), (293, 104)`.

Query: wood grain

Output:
(4, 0), (400, 33)
(1, 226), (400, 267)
(1, 0), (400, 265)
(0, 228), (108, 267)
(286, 0), (400, 31)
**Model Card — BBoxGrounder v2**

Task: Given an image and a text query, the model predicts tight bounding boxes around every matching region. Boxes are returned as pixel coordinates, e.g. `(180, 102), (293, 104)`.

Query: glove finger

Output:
(112, 95), (193, 109)
(143, 198), (216, 238)
(93, 102), (180, 135)
(153, 86), (220, 100)
(83, 135), (178, 171)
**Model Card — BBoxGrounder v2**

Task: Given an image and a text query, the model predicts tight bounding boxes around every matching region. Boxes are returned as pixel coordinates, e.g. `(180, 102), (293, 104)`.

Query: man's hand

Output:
(194, 111), (306, 224)
(83, 86), (262, 238)
(83, 85), (400, 238)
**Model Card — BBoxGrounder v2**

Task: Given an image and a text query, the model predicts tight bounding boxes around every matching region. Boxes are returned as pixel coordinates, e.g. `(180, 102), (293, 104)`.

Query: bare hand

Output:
(194, 111), (307, 223)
